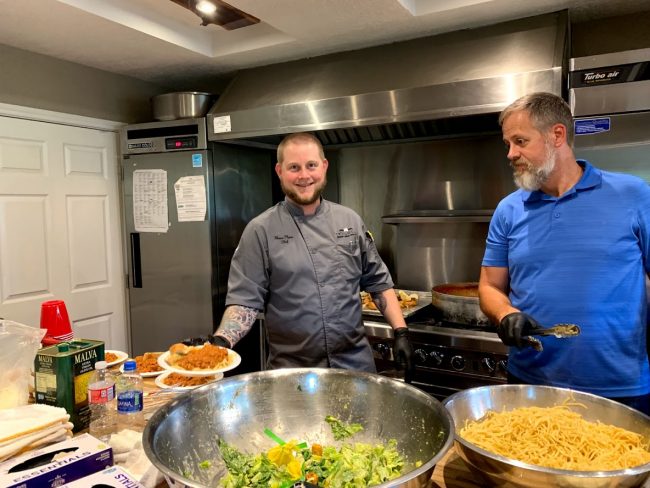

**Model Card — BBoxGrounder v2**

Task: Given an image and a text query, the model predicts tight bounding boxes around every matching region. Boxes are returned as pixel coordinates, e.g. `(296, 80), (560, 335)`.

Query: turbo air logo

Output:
(582, 69), (621, 84)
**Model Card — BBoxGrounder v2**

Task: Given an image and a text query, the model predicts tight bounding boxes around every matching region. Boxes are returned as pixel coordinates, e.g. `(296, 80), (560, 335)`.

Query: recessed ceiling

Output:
(0, 0), (647, 90)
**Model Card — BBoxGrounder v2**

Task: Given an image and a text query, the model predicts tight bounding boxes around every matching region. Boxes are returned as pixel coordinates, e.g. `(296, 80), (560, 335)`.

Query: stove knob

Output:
(375, 343), (391, 359)
(482, 357), (496, 373)
(430, 351), (444, 366)
(414, 349), (428, 365)
(450, 355), (466, 371)
(497, 359), (508, 373)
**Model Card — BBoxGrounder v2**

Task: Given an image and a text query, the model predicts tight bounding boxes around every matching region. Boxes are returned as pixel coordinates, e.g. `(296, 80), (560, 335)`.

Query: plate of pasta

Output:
(120, 352), (165, 377)
(104, 350), (128, 368)
(154, 371), (224, 390)
(157, 343), (241, 377)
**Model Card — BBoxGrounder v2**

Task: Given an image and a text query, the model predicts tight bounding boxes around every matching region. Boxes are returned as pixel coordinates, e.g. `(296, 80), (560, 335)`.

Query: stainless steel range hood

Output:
(207, 11), (568, 145)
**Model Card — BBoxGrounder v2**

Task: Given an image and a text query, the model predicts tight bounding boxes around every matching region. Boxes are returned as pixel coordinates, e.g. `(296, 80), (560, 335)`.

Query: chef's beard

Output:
(512, 140), (557, 191)
(282, 176), (327, 206)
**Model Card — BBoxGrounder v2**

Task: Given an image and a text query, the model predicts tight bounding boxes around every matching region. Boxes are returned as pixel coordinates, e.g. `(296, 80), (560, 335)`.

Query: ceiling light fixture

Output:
(170, 0), (260, 30)
(195, 1), (217, 15)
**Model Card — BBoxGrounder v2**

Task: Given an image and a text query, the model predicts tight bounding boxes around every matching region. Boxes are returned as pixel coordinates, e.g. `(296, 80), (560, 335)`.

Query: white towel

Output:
(0, 422), (73, 462)
(109, 429), (165, 488)
(0, 421), (72, 449)
(0, 405), (69, 443)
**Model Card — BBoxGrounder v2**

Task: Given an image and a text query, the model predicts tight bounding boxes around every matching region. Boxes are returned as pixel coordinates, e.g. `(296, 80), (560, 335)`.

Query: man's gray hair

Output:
(277, 132), (325, 163)
(499, 92), (574, 146)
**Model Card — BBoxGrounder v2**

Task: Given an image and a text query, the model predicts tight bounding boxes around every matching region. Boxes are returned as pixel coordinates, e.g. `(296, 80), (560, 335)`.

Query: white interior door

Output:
(0, 113), (128, 351)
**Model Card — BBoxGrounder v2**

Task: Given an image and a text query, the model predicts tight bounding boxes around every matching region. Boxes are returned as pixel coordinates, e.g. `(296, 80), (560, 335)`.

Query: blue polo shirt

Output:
(483, 160), (650, 397)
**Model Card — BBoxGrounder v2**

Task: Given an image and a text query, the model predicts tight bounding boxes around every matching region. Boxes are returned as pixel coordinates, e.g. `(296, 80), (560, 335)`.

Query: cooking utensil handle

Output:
(130, 232), (142, 288)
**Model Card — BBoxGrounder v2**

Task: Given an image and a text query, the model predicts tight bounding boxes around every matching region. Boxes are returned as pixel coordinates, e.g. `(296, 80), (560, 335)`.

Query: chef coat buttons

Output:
(554, 212), (560, 218)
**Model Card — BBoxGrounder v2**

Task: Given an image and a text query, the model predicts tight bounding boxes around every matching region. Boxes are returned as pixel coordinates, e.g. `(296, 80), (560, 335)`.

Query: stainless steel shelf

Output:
(382, 210), (494, 224)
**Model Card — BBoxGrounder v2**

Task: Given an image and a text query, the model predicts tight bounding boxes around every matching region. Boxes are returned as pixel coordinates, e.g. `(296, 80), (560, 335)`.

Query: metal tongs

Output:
(523, 323), (581, 351)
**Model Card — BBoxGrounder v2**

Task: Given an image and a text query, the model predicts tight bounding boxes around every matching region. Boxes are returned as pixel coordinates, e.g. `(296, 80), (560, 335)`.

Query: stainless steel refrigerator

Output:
(120, 118), (274, 370)
(570, 48), (650, 183)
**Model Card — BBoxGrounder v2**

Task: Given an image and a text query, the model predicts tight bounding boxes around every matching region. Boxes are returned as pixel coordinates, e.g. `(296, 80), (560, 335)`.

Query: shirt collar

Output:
(521, 160), (602, 202)
(283, 196), (325, 216)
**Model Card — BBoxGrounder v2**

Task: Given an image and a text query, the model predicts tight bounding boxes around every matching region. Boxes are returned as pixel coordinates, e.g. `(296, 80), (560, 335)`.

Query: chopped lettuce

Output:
(325, 415), (363, 441)
(218, 438), (404, 488)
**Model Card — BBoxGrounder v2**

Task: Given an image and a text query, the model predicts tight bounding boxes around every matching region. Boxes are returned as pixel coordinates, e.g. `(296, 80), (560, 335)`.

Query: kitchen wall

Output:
(0, 44), (167, 123)
(335, 132), (512, 289)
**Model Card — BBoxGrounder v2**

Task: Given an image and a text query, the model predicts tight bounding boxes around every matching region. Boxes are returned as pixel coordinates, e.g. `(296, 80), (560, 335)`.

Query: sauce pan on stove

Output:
(431, 282), (490, 326)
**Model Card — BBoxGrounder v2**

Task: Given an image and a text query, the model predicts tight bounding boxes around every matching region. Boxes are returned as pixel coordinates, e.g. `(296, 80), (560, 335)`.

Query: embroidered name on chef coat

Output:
(336, 228), (357, 238)
(274, 234), (294, 244)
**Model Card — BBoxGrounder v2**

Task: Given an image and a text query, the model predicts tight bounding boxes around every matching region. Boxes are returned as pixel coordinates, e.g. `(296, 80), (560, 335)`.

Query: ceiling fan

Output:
(170, 0), (260, 30)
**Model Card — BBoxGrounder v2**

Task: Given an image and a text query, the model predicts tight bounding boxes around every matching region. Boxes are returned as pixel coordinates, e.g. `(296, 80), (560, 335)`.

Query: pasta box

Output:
(34, 339), (105, 432)
(0, 433), (113, 488)
(64, 466), (145, 487)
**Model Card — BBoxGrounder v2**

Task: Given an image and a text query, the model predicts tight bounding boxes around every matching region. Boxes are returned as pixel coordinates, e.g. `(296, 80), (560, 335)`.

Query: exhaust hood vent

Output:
(208, 11), (568, 145)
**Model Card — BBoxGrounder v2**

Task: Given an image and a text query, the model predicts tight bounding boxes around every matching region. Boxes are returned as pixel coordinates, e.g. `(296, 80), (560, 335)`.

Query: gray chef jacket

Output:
(225, 198), (394, 371)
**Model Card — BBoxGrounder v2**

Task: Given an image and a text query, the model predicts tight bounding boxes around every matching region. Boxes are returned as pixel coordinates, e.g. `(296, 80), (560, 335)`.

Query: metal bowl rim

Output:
(443, 384), (650, 478)
(143, 367), (455, 488)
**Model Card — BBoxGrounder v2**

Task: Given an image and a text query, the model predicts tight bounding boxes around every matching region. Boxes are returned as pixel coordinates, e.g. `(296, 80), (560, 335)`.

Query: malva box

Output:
(65, 465), (145, 488)
(34, 339), (105, 432)
(0, 433), (113, 488)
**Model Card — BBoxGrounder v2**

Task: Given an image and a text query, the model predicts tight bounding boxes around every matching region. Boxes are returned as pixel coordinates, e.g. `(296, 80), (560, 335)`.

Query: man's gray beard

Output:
(282, 177), (327, 206)
(513, 142), (557, 191)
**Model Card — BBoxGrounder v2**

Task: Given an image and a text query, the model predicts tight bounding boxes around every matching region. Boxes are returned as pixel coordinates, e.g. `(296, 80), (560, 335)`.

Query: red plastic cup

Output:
(40, 300), (74, 342)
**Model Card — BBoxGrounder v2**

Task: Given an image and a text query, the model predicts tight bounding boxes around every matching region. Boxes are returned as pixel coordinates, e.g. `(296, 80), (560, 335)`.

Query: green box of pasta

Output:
(34, 339), (105, 432)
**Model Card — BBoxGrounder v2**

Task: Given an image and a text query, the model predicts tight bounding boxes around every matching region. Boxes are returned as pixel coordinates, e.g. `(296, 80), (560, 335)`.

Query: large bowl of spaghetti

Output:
(443, 385), (650, 487)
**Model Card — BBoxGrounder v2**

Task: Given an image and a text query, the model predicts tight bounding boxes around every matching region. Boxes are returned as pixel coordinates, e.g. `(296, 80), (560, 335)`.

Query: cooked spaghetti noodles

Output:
(460, 403), (650, 471)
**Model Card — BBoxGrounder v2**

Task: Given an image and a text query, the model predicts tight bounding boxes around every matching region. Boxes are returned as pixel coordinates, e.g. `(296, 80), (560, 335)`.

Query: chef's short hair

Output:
(499, 92), (574, 146)
(277, 132), (325, 163)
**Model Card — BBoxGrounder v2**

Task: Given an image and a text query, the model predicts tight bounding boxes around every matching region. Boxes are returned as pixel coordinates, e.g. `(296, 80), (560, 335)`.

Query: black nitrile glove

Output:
(393, 327), (414, 380)
(498, 312), (543, 348)
(181, 334), (231, 348)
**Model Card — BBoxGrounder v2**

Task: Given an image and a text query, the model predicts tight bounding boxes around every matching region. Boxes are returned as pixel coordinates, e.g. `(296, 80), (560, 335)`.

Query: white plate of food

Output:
(157, 343), (241, 377)
(154, 370), (224, 390)
(104, 350), (128, 368)
(120, 352), (165, 377)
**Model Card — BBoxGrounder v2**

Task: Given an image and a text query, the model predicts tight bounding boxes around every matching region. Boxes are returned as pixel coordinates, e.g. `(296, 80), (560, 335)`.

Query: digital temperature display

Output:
(165, 136), (198, 150)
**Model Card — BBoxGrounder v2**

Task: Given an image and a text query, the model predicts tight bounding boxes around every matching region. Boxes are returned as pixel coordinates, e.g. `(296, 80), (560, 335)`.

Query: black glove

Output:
(498, 312), (542, 348)
(393, 328), (414, 379)
(181, 334), (231, 348)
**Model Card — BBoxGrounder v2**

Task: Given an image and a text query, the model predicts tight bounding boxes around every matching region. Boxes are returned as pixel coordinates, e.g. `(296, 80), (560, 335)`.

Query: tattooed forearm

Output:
(216, 305), (258, 347)
(370, 292), (388, 314)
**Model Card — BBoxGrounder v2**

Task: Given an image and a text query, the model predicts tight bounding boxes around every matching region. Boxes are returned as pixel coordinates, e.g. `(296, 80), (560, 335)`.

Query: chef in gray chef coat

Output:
(207, 132), (413, 372)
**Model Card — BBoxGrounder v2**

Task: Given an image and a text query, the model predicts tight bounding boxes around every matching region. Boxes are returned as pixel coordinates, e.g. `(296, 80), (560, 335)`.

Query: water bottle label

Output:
(117, 390), (143, 413)
(89, 384), (115, 404)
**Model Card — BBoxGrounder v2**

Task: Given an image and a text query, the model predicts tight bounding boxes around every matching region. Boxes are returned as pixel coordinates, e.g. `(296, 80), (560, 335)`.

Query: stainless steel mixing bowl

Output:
(143, 368), (454, 487)
(444, 385), (650, 488)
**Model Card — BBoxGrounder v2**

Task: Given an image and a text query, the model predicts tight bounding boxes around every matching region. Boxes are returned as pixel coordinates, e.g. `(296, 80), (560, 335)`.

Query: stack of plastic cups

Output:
(40, 300), (74, 345)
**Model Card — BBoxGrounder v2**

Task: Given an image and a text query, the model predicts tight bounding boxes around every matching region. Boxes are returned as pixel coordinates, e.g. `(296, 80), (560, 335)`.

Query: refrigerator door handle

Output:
(130, 232), (142, 288)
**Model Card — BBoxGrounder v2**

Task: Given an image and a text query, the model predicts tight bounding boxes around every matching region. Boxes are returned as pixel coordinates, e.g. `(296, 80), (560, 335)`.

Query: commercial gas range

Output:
(364, 305), (508, 401)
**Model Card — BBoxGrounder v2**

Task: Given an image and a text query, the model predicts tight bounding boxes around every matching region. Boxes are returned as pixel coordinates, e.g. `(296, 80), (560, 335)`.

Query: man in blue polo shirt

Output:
(479, 92), (650, 414)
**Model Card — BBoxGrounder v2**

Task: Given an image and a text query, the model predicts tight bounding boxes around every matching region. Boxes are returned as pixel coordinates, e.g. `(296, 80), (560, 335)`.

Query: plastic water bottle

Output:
(116, 359), (145, 432)
(87, 360), (116, 442)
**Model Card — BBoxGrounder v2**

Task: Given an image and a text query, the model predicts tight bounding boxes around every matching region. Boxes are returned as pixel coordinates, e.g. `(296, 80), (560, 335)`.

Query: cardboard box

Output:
(0, 433), (113, 488)
(34, 339), (105, 432)
(65, 466), (145, 487)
